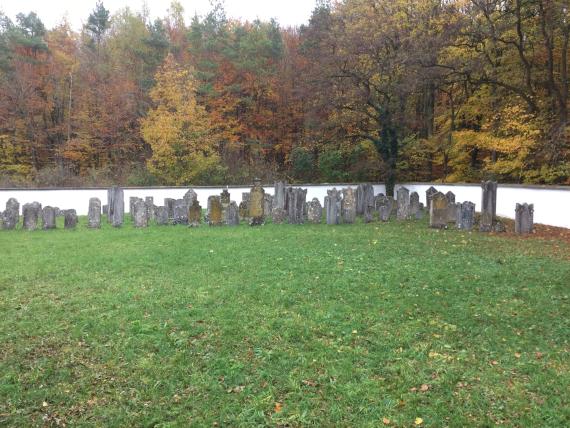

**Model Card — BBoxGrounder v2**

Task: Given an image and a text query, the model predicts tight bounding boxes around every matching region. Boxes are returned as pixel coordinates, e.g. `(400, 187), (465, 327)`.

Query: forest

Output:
(0, 0), (568, 194)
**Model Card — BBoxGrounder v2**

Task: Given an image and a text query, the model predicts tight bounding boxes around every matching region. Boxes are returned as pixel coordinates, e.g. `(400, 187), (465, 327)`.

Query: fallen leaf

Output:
(274, 402), (283, 413)
(302, 379), (317, 387)
(42, 401), (48, 408)
(490, 360), (499, 366)
(382, 417), (391, 425)
(535, 352), (543, 360)
(415, 417), (424, 425)
(514, 352), (521, 359)
(420, 384), (430, 392)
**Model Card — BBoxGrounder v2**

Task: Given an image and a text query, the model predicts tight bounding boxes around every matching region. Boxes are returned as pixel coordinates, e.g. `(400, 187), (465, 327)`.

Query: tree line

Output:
(0, 0), (568, 194)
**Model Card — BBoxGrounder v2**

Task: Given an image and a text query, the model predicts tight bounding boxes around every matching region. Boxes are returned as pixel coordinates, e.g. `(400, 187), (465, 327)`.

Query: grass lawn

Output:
(1, 217), (569, 427)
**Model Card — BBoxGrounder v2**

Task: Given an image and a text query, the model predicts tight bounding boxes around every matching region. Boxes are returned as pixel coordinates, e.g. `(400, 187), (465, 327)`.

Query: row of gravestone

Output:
(0, 181), (534, 234)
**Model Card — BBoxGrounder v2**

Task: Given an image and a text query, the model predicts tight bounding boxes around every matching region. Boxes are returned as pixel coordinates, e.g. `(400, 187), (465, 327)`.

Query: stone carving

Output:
(426, 186), (438, 211)
(42, 206), (57, 230)
(188, 200), (202, 227)
(173, 199), (188, 225)
(226, 201), (240, 226)
(429, 192), (448, 229)
(341, 188), (357, 224)
(249, 179), (265, 226)
(456, 201), (475, 230)
(132, 199), (148, 228)
(515, 203), (534, 234)
(287, 187), (307, 224)
(307, 198), (323, 224)
(325, 188), (342, 225)
(409, 192), (421, 219)
(396, 187), (410, 220)
(155, 206), (169, 225)
(64, 209), (78, 229)
(107, 186), (124, 227)
(23, 202), (41, 231)
(377, 195), (393, 222)
(2, 198), (20, 230)
(479, 181), (498, 232)
(207, 196), (223, 226)
(356, 183), (375, 216)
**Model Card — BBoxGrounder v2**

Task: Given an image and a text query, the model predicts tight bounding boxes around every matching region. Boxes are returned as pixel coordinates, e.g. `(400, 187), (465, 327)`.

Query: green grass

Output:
(1, 217), (569, 427)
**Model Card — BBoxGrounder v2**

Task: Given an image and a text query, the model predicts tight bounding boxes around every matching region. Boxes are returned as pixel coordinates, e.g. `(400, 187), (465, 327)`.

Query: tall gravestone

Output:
(396, 187), (410, 220)
(515, 203), (534, 234)
(164, 198), (175, 220)
(145, 197), (155, 222)
(341, 188), (357, 224)
(173, 199), (188, 225)
(325, 188), (342, 225)
(23, 202), (41, 231)
(445, 191), (457, 223)
(409, 192), (421, 219)
(377, 195), (393, 222)
(87, 197), (101, 229)
(133, 199), (148, 228)
(207, 196), (223, 226)
(356, 183), (375, 216)
(226, 201), (240, 226)
(220, 189), (231, 224)
(426, 186), (438, 212)
(188, 199), (202, 227)
(42, 206), (57, 230)
(249, 179), (265, 226)
(64, 209), (78, 229)
(480, 181), (498, 232)
(155, 206), (169, 225)
(429, 192), (448, 229)
(456, 201), (475, 231)
(307, 198), (323, 224)
(274, 181), (287, 210)
(107, 186), (124, 227)
(264, 194), (274, 221)
(183, 189), (198, 207)
(1, 198), (20, 230)
(287, 188), (307, 224)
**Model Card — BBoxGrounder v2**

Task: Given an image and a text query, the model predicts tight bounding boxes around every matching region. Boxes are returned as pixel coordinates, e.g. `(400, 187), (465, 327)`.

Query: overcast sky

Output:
(0, 0), (317, 30)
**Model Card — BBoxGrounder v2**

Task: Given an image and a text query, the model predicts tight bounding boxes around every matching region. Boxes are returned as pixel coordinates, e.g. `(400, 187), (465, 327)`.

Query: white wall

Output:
(1, 183), (568, 228)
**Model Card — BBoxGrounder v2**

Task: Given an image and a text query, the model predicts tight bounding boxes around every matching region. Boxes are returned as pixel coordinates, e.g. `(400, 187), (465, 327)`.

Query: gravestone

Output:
(220, 190), (231, 224)
(445, 191), (457, 223)
(429, 192), (448, 229)
(23, 202), (41, 230)
(188, 200), (202, 227)
(249, 179), (265, 226)
(54, 207), (62, 217)
(426, 186), (438, 211)
(456, 201), (475, 231)
(363, 204), (374, 223)
(374, 193), (385, 211)
(173, 199), (188, 225)
(145, 197), (155, 222)
(2, 198), (20, 230)
(287, 188), (307, 224)
(129, 197), (139, 217)
(155, 206), (169, 225)
(445, 191), (455, 204)
(396, 187), (410, 220)
(207, 196), (223, 226)
(183, 189), (198, 207)
(164, 198), (175, 220)
(325, 188), (342, 225)
(107, 186), (124, 227)
(264, 194), (274, 221)
(515, 203), (534, 234)
(377, 195), (393, 222)
(390, 196), (398, 217)
(239, 201), (249, 221)
(133, 199), (148, 228)
(307, 198), (323, 224)
(479, 181), (498, 232)
(42, 206), (57, 230)
(409, 192), (421, 219)
(356, 183), (375, 216)
(274, 181), (288, 211)
(341, 188), (357, 224)
(226, 201), (240, 226)
(64, 209), (78, 229)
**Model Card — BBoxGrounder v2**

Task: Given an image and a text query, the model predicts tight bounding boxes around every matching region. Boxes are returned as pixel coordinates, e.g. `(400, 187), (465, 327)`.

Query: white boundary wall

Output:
(1, 183), (569, 228)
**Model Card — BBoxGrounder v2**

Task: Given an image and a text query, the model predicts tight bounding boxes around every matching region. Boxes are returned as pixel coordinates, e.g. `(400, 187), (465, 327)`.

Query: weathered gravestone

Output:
(164, 198), (175, 220)
(145, 197), (155, 222)
(133, 199), (148, 228)
(220, 190), (231, 224)
(307, 198), (323, 224)
(325, 188), (342, 225)
(341, 188), (357, 224)
(287, 188), (307, 224)
(377, 195), (393, 222)
(23, 202), (41, 230)
(129, 197), (139, 217)
(264, 194), (274, 221)
(426, 186), (438, 212)
(42, 206), (57, 230)
(226, 201), (240, 226)
(64, 209), (78, 229)
(445, 191), (457, 223)
(239, 201), (249, 221)
(2, 198), (20, 230)
(429, 192), (448, 229)
(456, 201), (475, 231)
(515, 203), (534, 234)
(173, 199), (188, 225)
(409, 192), (421, 220)
(155, 206), (169, 225)
(274, 181), (287, 211)
(479, 181), (498, 232)
(356, 183), (375, 216)
(183, 189), (198, 207)
(396, 187), (410, 220)
(249, 179), (265, 226)
(188, 200), (202, 227)
(207, 196), (223, 226)
(107, 186), (124, 227)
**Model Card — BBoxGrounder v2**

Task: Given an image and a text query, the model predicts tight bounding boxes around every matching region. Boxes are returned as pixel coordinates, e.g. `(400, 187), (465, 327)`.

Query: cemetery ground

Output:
(1, 219), (569, 427)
